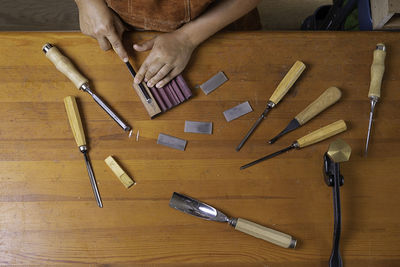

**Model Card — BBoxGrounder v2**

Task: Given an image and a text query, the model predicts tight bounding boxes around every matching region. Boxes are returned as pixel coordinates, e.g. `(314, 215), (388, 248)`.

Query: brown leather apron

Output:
(105, 0), (261, 32)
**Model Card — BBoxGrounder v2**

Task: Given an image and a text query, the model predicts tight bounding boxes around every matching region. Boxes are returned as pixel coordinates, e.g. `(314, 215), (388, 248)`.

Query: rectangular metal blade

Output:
(223, 101), (253, 122)
(157, 133), (187, 151)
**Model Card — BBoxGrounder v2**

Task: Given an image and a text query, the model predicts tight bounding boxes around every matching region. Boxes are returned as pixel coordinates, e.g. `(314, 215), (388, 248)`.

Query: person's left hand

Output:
(133, 31), (195, 88)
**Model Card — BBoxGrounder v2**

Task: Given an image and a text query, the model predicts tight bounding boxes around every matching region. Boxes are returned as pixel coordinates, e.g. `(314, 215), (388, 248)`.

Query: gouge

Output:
(241, 120), (347, 170)
(64, 96), (103, 208)
(365, 43), (386, 156)
(170, 192), (297, 248)
(236, 61), (306, 151)
(43, 43), (131, 132)
(269, 87), (342, 144)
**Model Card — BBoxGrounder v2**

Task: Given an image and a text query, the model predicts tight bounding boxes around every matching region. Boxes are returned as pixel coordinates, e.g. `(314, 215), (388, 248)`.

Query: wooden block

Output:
(104, 156), (135, 188)
(132, 82), (161, 118)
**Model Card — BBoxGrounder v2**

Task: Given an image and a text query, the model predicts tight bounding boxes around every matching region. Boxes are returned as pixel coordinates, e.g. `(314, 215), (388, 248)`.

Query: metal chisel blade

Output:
(236, 107), (270, 151)
(269, 118), (301, 144)
(169, 192), (229, 223)
(83, 152), (103, 208)
(365, 109), (374, 156)
(240, 144), (295, 170)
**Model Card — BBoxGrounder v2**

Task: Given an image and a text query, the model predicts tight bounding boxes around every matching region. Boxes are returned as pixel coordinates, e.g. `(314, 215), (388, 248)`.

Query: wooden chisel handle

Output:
(368, 44), (386, 99)
(295, 87), (342, 125)
(43, 43), (88, 89)
(296, 120), (347, 148)
(269, 61), (306, 105)
(64, 96), (86, 147)
(234, 218), (296, 248)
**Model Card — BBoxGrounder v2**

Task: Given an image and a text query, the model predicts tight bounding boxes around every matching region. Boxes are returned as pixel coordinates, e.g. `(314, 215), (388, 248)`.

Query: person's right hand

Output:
(75, 0), (128, 62)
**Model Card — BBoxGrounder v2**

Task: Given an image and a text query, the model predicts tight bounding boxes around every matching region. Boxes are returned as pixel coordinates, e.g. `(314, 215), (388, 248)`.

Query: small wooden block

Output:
(105, 156), (135, 188)
(132, 82), (161, 118)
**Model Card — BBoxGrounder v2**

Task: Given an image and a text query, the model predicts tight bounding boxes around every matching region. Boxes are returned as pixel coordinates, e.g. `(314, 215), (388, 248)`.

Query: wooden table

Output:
(0, 31), (399, 266)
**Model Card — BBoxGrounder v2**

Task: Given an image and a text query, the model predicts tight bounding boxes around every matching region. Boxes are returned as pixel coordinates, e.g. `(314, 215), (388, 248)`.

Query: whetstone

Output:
(223, 101), (253, 122)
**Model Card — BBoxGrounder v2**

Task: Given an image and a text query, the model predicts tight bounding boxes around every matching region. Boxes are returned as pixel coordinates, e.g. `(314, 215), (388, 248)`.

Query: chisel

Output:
(365, 43), (386, 156)
(64, 96), (103, 208)
(241, 120), (347, 170)
(236, 61), (306, 151)
(43, 43), (131, 132)
(125, 61), (152, 103)
(269, 87), (342, 144)
(170, 192), (297, 248)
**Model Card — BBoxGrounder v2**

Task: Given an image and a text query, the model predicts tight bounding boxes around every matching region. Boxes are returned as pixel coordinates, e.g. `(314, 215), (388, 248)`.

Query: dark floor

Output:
(0, 0), (331, 31)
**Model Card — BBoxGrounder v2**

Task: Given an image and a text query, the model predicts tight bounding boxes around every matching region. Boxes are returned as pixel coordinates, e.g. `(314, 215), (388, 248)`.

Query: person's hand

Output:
(75, 0), (128, 62)
(133, 31), (195, 88)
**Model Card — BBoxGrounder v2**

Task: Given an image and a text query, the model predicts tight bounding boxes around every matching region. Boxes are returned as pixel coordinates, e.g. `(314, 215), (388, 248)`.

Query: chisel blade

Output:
(365, 102), (376, 156)
(240, 144), (296, 170)
(269, 119), (301, 144)
(236, 107), (270, 151)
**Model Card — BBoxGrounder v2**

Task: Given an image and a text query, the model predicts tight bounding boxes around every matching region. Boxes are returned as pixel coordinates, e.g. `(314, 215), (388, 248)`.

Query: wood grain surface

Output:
(0, 0), (79, 31)
(0, 32), (399, 266)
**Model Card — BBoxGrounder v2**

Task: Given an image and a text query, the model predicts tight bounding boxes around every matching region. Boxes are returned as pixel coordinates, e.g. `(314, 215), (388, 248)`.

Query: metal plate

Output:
(223, 101), (253, 122)
(200, 71), (228, 95)
(184, 121), (213, 134)
(157, 133), (187, 151)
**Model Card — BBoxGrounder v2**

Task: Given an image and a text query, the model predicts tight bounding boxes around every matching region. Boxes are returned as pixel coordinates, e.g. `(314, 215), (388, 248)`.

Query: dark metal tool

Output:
(269, 87), (342, 144)
(43, 43), (131, 132)
(236, 61), (306, 151)
(64, 96), (102, 208)
(169, 192), (297, 248)
(365, 43), (386, 156)
(241, 120), (347, 170)
(125, 61), (152, 103)
(323, 139), (351, 267)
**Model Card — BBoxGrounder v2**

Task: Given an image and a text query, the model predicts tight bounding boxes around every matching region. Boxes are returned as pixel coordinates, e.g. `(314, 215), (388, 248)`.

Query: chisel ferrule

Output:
(80, 83), (91, 93)
(292, 142), (300, 149)
(42, 43), (53, 53)
(228, 218), (238, 227)
(79, 145), (87, 153)
(267, 101), (276, 109)
(377, 44), (386, 51)
(370, 96), (379, 104)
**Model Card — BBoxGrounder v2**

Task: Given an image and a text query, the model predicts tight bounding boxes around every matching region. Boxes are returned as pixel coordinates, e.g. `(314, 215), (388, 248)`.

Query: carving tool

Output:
(169, 192), (297, 248)
(64, 96), (102, 208)
(43, 43), (131, 132)
(365, 43), (386, 156)
(125, 61), (152, 103)
(269, 87), (342, 144)
(323, 139), (352, 267)
(241, 120), (347, 170)
(236, 61), (306, 151)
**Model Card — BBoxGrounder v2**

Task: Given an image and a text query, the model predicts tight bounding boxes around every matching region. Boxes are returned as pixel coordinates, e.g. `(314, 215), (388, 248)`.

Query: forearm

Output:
(176, 0), (261, 47)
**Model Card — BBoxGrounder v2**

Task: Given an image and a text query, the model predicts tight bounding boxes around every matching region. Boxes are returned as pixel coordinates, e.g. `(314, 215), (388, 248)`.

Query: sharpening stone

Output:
(157, 133), (187, 151)
(200, 71), (228, 95)
(184, 121), (213, 134)
(223, 101), (253, 122)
